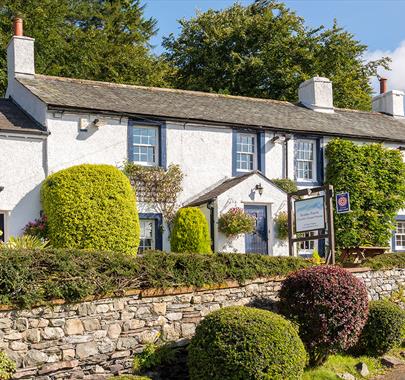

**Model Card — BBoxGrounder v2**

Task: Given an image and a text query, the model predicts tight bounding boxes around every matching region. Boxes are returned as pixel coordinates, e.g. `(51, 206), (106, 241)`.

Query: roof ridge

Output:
(33, 74), (294, 106)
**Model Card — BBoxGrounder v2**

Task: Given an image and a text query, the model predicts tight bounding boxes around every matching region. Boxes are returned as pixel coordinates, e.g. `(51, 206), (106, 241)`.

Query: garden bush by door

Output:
(244, 205), (268, 254)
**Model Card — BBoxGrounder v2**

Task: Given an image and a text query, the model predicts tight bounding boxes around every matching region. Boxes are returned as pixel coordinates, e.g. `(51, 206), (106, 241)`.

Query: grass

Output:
(303, 354), (384, 380)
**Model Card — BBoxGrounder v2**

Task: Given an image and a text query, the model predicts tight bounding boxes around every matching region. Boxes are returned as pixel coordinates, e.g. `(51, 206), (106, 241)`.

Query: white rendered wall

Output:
(0, 135), (45, 238)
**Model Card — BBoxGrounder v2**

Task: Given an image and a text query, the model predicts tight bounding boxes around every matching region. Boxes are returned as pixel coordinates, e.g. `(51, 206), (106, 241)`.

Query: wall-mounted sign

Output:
(336, 192), (350, 214)
(295, 195), (326, 233)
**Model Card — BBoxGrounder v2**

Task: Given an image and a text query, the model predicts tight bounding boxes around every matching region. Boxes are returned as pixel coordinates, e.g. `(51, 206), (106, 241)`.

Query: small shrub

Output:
(170, 208), (211, 254)
(279, 266), (369, 367)
(0, 351), (16, 380)
(218, 207), (255, 238)
(363, 252), (405, 270)
(41, 164), (140, 254)
(274, 211), (288, 240)
(0, 235), (49, 250)
(356, 300), (405, 356)
(188, 306), (307, 380)
(271, 178), (298, 193)
(23, 214), (48, 240)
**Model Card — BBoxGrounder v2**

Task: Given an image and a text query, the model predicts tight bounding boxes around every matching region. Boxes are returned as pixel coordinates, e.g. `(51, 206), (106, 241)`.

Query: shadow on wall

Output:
(9, 183), (42, 237)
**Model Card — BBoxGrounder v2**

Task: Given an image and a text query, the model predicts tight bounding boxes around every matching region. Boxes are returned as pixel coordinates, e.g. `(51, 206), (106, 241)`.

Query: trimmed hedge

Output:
(170, 208), (211, 254)
(356, 300), (405, 356)
(41, 164), (140, 254)
(0, 249), (311, 308)
(362, 252), (405, 270)
(279, 266), (369, 367)
(188, 306), (307, 380)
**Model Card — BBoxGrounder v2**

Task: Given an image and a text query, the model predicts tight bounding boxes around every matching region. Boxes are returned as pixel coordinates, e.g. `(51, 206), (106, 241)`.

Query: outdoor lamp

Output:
(0, 186), (4, 193)
(255, 183), (264, 196)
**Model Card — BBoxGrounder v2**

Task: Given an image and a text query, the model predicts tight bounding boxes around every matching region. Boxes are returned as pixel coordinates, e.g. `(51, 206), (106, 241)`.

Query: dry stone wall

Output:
(0, 268), (403, 380)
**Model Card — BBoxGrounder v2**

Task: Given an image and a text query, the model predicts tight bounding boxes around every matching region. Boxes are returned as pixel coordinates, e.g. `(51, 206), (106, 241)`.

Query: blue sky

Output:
(144, 0), (405, 92)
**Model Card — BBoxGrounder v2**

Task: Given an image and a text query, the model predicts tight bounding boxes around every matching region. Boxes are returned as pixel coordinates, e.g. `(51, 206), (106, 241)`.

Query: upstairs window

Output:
(395, 221), (405, 250)
(131, 126), (159, 166)
(236, 133), (256, 172)
(295, 139), (317, 182)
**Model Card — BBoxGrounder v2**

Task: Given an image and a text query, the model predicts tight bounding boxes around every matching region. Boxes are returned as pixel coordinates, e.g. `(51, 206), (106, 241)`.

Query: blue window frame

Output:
(128, 120), (166, 168)
(294, 136), (323, 186)
(138, 213), (163, 252)
(392, 216), (405, 252)
(232, 130), (265, 176)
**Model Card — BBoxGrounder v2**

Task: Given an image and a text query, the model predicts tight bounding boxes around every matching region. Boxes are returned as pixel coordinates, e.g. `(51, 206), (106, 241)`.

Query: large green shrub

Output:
(188, 306), (307, 380)
(0, 351), (16, 380)
(363, 252), (405, 270)
(0, 249), (310, 308)
(41, 164), (140, 254)
(279, 266), (369, 367)
(170, 208), (211, 253)
(326, 139), (405, 249)
(271, 178), (298, 193)
(356, 300), (405, 356)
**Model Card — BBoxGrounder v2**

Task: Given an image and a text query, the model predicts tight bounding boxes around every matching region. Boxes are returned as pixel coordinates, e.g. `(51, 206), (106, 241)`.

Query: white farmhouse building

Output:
(1, 20), (405, 256)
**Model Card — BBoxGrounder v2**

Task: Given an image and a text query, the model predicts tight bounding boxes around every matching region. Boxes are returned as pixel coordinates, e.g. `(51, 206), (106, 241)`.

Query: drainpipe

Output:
(284, 135), (292, 179)
(207, 200), (215, 252)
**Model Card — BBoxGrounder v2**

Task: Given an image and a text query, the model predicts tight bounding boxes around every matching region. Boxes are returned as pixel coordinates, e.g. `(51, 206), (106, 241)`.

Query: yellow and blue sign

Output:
(336, 192), (350, 214)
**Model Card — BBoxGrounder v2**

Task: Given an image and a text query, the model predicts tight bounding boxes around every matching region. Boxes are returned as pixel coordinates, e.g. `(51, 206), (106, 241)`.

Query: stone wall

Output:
(0, 268), (403, 380)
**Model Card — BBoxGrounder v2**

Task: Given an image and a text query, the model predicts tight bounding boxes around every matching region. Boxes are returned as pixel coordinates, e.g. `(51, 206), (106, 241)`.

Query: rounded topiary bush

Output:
(279, 265), (369, 367)
(42, 164), (140, 254)
(188, 306), (307, 380)
(170, 207), (211, 254)
(356, 300), (405, 356)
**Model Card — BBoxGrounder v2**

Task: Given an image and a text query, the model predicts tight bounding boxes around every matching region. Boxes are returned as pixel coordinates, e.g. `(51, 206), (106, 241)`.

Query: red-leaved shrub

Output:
(279, 265), (369, 366)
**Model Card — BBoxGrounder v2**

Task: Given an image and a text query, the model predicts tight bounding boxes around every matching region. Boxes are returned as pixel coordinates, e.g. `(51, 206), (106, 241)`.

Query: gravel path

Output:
(374, 366), (405, 380)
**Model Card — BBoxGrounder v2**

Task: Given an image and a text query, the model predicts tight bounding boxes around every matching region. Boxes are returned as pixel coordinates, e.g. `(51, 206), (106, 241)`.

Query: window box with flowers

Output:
(218, 207), (256, 239)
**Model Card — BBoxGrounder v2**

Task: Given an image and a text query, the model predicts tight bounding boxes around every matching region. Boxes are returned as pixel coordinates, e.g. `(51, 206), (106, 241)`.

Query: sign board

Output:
(295, 195), (326, 233)
(336, 192), (350, 214)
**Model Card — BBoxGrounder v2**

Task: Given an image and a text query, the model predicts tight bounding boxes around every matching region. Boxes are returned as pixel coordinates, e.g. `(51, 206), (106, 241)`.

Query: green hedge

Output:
(362, 252), (405, 270)
(0, 249), (311, 308)
(41, 164), (140, 254)
(188, 306), (307, 380)
(170, 208), (211, 254)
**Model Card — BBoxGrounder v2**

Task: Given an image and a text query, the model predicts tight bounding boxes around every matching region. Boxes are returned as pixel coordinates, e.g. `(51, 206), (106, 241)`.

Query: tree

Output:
(325, 139), (405, 249)
(163, 0), (390, 111)
(0, 0), (171, 95)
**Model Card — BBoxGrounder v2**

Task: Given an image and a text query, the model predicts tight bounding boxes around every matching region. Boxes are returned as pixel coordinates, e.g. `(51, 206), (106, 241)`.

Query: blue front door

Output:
(244, 205), (268, 254)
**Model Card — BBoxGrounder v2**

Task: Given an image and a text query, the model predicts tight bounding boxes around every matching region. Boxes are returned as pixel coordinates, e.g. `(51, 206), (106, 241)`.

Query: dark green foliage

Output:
(279, 266), (369, 367)
(271, 178), (298, 194)
(0, 351), (16, 380)
(0, 0), (171, 95)
(188, 306), (307, 380)
(326, 139), (405, 249)
(355, 300), (405, 356)
(170, 208), (211, 254)
(41, 164), (140, 254)
(163, 1), (389, 111)
(0, 249), (310, 308)
(133, 343), (188, 380)
(362, 252), (405, 270)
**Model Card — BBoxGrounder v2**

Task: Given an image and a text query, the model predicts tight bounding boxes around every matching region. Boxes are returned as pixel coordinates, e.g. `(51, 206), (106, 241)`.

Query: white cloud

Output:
(366, 40), (405, 95)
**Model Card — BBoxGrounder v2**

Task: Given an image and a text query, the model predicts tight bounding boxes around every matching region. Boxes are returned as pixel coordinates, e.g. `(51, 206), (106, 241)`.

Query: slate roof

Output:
(17, 74), (405, 143)
(0, 99), (47, 136)
(187, 171), (280, 206)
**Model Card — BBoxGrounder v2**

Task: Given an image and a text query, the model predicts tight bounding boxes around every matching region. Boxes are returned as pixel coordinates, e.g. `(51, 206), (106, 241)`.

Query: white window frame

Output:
(131, 125), (159, 166)
(395, 221), (405, 250)
(294, 139), (317, 182)
(139, 219), (156, 252)
(236, 133), (257, 172)
(298, 231), (316, 257)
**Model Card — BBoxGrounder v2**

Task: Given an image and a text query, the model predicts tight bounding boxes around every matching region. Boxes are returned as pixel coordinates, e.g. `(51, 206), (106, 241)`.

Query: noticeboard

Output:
(295, 195), (326, 233)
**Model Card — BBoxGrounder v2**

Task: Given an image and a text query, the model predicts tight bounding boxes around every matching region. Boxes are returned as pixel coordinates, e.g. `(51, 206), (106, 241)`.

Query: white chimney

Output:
(372, 78), (404, 118)
(298, 77), (334, 113)
(6, 18), (35, 90)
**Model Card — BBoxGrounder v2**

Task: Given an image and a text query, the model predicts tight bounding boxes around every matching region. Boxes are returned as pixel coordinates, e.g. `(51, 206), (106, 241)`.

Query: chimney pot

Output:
(379, 77), (388, 94)
(13, 18), (23, 37)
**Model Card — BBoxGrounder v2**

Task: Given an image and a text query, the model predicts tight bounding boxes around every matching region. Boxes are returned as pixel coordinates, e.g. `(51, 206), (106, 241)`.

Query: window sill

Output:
(295, 180), (320, 187)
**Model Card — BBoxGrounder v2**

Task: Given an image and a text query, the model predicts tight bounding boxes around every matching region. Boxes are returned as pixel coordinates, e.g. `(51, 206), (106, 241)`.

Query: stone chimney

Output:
(372, 78), (404, 118)
(7, 18), (35, 86)
(298, 77), (334, 113)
